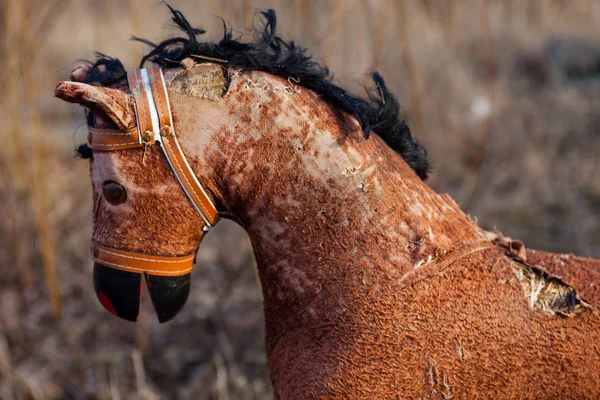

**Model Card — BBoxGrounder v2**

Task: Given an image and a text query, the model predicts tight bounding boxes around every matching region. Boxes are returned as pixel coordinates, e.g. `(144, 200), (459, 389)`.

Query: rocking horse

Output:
(55, 7), (600, 399)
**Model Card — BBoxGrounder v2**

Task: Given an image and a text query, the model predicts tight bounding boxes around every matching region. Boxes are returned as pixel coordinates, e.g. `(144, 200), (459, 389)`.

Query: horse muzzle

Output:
(91, 242), (194, 323)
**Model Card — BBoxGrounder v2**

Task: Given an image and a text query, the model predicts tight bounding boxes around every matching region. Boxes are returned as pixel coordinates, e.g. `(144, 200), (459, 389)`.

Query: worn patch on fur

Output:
(167, 63), (227, 100)
(516, 262), (586, 316)
(497, 237), (588, 316)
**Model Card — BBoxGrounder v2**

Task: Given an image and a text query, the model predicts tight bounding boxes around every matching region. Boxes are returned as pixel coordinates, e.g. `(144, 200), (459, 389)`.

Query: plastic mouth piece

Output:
(93, 263), (191, 323)
(145, 273), (191, 323)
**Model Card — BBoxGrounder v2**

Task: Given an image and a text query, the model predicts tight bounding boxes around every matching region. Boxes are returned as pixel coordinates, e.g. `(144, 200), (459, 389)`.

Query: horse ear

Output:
(54, 81), (135, 130)
(70, 62), (94, 82)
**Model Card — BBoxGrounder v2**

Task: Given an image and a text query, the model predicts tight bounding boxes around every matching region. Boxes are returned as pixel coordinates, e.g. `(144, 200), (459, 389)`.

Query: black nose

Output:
(93, 263), (142, 321)
(93, 263), (191, 323)
(146, 273), (191, 323)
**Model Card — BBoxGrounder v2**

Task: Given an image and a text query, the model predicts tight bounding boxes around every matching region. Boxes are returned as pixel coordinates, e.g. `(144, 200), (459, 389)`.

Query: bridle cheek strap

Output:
(91, 241), (194, 277)
(87, 66), (219, 277)
(145, 67), (219, 227)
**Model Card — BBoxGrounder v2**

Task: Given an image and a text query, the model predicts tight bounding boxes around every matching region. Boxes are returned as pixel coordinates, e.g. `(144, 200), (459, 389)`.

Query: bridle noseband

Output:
(89, 66), (219, 277)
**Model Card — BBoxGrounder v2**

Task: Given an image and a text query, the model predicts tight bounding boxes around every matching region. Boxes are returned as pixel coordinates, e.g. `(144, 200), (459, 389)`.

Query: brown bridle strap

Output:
(127, 69), (155, 147)
(87, 126), (141, 150)
(91, 241), (195, 276)
(146, 66), (219, 228)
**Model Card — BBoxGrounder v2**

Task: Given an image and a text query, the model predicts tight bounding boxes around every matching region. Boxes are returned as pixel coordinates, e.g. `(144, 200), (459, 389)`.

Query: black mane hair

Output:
(83, 5), (430, 179)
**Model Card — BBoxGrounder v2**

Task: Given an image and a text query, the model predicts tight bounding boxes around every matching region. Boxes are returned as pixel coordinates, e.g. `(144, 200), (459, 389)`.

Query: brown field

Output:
(1, 0), (599, 398)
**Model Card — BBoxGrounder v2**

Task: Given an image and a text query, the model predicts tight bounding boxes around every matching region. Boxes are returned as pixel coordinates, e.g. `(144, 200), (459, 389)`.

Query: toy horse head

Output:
(55, 63), (226, 322)
(54, 7), (429, 324)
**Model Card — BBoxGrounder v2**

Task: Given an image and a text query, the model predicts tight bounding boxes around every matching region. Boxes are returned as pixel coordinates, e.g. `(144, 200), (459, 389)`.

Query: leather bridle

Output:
(89, 66), (219, 277)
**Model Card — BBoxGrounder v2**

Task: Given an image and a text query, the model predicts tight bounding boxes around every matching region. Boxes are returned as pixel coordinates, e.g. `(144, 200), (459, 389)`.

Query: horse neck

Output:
(176, 70), (485, 352)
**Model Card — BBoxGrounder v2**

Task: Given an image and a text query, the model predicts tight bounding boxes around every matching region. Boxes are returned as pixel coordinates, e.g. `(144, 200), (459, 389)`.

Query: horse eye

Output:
(103, 181), (127, 205)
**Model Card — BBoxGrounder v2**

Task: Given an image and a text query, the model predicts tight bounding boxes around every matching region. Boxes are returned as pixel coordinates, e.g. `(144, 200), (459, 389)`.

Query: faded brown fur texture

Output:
(58, 64), (600, 399)
(90, 144), (203, 257)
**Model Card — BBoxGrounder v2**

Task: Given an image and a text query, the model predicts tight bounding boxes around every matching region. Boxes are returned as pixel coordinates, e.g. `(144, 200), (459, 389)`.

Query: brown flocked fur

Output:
(55, 62), (600, 399)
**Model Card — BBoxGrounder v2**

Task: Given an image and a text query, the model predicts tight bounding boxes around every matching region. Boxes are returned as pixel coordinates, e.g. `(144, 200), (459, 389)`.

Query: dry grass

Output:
(1, 0), (599, 398)
(516, 262), (586, 316)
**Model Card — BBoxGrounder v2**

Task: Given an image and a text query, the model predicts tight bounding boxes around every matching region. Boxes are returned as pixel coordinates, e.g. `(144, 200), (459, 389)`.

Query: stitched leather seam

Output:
(88, 127), (137, 133)
(91, 142), (141, 147)
(93, 258), (192, 275)
(98, 247), (194, 263)
(89, 131), (136, 136)
(149, 69), (167, 126)
(163, 138), (213, 218)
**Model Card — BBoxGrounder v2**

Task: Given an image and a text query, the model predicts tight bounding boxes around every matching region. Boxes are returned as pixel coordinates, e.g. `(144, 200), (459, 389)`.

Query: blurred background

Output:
(1, 0), (599, 398)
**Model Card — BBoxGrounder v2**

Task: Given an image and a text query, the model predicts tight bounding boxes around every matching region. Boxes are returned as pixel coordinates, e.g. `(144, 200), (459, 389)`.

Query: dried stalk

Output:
(321, 1), (347, 68)
(365, 0), (392, 70)
(461, 0), (497, 211)
(395, 0), (425, 141)
(291, 0), (302, 38)
(296, 1), (321, 46)
(0, 334), (15, 400)
(132, 349), (147, 395)
(243, 0), (253, 31)
(128, 0), (144, 64)
(5, 0), (62, 319)
(3, 0), (34, 291)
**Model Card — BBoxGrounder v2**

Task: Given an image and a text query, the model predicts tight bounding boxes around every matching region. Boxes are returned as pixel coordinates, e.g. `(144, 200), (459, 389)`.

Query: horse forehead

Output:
(91, 151), (128, 183)
(90, 148), (174, 192)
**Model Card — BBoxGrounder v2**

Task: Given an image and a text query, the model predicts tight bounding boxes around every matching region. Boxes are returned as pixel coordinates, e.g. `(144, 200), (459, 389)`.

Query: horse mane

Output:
(81, 5), (430, 179)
